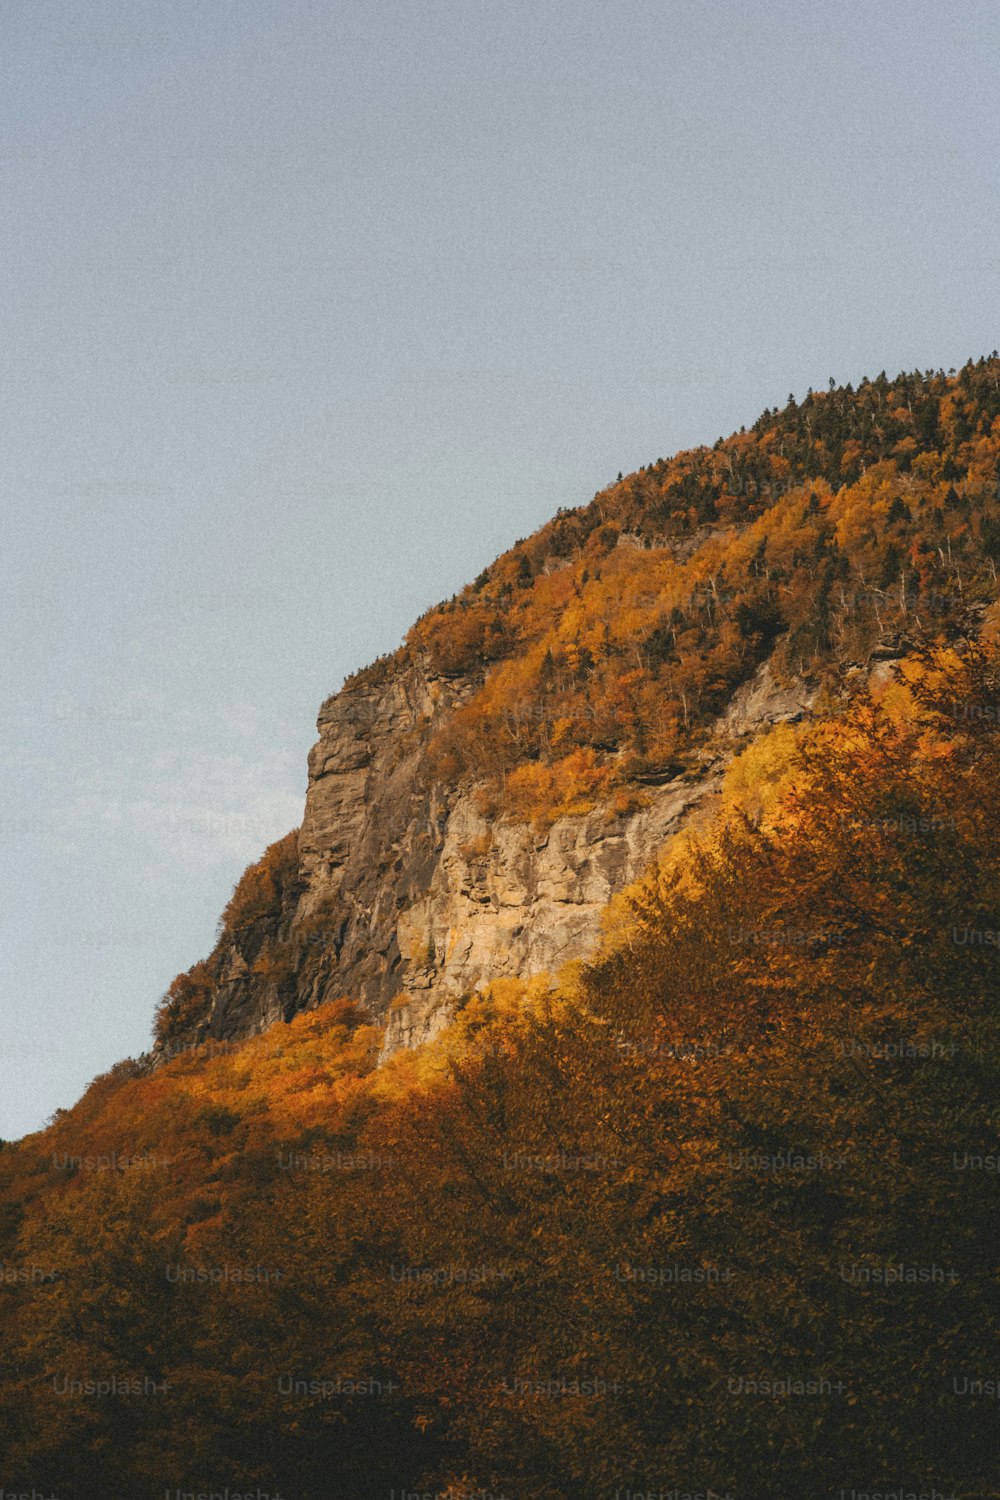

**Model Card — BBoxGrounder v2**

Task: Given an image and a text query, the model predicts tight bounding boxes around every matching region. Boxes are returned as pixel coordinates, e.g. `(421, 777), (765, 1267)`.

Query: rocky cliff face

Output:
(161, 644), (811, 1062)
(376, 767), (723, 1055)
(146, 359), (1000, 1063)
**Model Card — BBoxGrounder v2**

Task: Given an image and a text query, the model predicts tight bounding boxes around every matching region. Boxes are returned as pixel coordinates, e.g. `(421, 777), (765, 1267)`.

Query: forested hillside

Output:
(150, 356), (1000, 1059)
(2, 362), (999, 1499)
(402, 357), (1000, 818)
(2, 641), (998, 1498)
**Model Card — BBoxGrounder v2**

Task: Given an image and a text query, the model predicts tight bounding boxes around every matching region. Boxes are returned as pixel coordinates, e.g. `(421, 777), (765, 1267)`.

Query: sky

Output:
(2, 0), (998, 1139)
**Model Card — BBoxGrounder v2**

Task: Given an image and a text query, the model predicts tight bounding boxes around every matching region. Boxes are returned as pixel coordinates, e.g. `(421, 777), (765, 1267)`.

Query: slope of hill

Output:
(154, 356), (1000, 1060)
(2, 360), (999, 1499)
(1, 639), (998, 1499)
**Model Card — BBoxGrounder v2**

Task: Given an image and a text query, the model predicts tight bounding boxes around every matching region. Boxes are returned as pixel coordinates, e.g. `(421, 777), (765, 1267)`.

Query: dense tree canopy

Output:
(394, 357), (1000, 820)
(2, 641), (998, 1499)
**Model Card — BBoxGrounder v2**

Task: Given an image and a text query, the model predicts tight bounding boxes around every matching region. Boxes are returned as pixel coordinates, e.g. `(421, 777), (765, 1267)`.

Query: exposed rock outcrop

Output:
(188, 655), (732, 1055)
(145, 354), (1000, 1065)
(716, 657), (814, 737)
(179, 624), (830, 1063)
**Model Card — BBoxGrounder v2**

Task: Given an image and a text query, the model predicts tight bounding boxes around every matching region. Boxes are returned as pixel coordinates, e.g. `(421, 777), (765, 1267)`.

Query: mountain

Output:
(2, 358), (999, 1500)
(155, 356), (1000, 1060)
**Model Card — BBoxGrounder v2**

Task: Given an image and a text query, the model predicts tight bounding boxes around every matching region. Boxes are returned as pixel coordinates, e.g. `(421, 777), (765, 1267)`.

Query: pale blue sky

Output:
(2, 0), (998, 1137)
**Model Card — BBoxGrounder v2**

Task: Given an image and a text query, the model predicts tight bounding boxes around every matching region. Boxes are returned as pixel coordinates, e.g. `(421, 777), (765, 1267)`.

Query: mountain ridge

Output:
(4, 359), (1000, 1498)
(153, 355), (1000, 1060)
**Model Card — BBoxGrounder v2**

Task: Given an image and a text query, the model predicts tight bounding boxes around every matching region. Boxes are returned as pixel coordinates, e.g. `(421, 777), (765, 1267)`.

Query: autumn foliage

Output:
(400, 358), (1000, 821)
(1, 642), (998, 1498)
